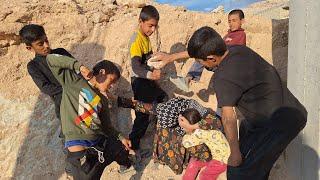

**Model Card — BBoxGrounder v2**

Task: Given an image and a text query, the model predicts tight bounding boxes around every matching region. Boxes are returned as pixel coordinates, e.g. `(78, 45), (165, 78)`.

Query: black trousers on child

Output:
(227, 107), (307, 180)
(129, 77), (167, 150)
(66, 136), (131, 180)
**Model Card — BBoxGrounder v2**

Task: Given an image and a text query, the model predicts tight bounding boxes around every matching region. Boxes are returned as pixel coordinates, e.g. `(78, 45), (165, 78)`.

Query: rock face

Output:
(0, 0), (289, 179)
(115, 0), (151, 7)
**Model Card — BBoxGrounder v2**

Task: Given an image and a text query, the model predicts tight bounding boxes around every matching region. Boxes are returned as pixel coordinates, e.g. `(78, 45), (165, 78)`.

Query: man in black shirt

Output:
(20, 24), (73, 120)
(179, 26), (307, 180)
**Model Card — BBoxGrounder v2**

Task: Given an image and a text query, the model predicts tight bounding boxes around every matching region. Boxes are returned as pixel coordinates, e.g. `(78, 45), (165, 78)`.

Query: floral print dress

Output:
(149, 97), (221, 174)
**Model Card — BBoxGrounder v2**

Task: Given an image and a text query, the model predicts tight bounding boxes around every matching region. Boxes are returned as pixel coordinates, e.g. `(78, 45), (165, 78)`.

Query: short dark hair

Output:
(139, 5), (159, 22)
(187, 26), (227, 59)
(229, 9), (245, 19)
(181, 108), (201, 125)
(93, 60), (121, 79)
(19, 24), (46, 46)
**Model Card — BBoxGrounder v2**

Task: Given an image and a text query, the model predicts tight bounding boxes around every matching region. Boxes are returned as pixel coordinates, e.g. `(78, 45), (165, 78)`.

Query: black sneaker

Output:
(128, 154), (138, 165)
(65, 160), (73, 175)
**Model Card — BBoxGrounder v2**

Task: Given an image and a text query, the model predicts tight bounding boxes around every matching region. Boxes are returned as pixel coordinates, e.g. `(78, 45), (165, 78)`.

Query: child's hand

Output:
(80, 65), (93, 80)
(143, 103), (153, 112)
(225, 37), (232, 42)
(150, 69), (161, 80)
(100, 91), (117, 100)
(178, 115), (197, 131)
(131, 98), (138, 106)
(121, 138), (132, 151)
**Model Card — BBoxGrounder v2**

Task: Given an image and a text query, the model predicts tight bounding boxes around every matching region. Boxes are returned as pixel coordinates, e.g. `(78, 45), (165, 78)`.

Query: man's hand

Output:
(152, 51), (190, 69)
(228, 150), (243, 167)
(80, 65), (93, 80)
(150, 69), (161, 80)
(120, 138), (132, 151)
(152, 52), (171, 69)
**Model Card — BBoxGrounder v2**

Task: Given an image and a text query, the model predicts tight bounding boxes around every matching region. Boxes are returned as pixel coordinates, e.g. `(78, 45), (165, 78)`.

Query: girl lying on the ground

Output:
(118, 96), (223, 174)
(180, 108), (230, 180)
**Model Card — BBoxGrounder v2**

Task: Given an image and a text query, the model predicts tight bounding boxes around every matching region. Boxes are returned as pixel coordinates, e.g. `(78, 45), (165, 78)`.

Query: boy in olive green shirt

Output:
(47, 54), (132, 179)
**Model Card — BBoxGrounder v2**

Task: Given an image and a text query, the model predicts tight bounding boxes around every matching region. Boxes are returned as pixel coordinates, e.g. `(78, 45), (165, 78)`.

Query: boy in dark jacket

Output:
(20, 24), (76, 175)
(19, 24), (73, 122)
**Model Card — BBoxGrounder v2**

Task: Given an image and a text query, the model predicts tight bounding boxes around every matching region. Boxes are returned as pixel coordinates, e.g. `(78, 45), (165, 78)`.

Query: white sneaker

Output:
(169, 76), (191, 92)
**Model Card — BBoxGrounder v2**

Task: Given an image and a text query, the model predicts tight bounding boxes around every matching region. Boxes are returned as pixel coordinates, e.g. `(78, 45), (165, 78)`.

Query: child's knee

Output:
(183, 160), (203, 180)
(199, 161), (227, 180)
(183, 171), (200, 180)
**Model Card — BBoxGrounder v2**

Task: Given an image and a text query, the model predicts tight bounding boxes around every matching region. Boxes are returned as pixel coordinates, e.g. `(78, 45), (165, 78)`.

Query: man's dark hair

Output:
(19, 24), (46, 46)
(181, 108), (201, 125)
(187, 26), (227, 59)
(229, 9), (245, 19)
(93, 60), (121, 79)
(139, 5), (159, 22)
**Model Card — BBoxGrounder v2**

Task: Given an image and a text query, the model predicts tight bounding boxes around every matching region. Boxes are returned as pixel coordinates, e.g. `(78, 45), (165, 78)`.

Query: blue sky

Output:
(156, 0), (263, 12)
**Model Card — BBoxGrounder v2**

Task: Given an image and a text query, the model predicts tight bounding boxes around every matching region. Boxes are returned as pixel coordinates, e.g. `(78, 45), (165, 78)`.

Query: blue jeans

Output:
(187, 61), (204, 81)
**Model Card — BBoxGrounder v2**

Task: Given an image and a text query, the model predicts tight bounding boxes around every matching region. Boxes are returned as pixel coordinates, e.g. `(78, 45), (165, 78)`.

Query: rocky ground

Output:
(0, 0), (290, 179)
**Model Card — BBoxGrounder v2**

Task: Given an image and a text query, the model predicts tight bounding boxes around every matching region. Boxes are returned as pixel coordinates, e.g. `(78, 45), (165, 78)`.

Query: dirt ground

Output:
(0, 0), (290, 179)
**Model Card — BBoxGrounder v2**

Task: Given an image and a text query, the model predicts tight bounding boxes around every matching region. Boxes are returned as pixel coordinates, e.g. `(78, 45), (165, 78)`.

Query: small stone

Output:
(174, 6), (186, 12)
(282, 6), (289, 10)
(0, 10), (13, 21)
(211, 5), (224, 13)
(0, 40), (9, 48)
(215, 19), (222, 25)
(103, 0), (116, 4)
(116, 0), (150, 8)
(15, 13), (33, 23)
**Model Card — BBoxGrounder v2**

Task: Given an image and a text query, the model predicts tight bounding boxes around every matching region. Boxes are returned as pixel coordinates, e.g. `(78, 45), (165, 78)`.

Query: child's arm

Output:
(131, 56), (155, 79)
(178, 113), (222, 132)
(27, 62), (62, 97)
(237, 31), (246, 45)
(117, 97), (156, 114)
(98, 92), (156, 114)
(184, 129), (231, 164)
(130, 42), (159, 80)
(241, 32), (246, 45)
(182, 129), (204, 148)
(55, 48), (74, 58)
(46, 54), (82, 86)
